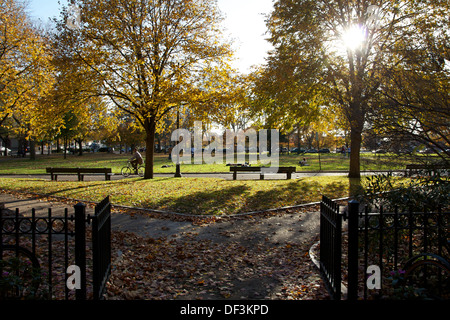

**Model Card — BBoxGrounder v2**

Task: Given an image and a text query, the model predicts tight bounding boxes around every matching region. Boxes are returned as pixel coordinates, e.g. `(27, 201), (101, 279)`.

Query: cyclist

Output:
(129, 148), (143, 173)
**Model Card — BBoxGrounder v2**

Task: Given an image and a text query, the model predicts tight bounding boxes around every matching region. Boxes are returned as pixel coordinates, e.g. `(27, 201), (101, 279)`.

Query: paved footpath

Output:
(0, 191), (321, 246)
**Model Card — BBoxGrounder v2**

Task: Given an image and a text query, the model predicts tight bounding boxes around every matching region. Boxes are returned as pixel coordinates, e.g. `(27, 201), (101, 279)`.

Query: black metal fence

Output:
(319, 195), (343, 300)
(319, 196), (449, 300)
(0, 197), (111, 300)
(92, 196), (112, 300)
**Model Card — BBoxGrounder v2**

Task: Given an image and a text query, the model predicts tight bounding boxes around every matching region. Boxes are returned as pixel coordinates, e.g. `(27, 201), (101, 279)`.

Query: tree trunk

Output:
(29, 139), (36, 160)
(144, 117), (156, 179)
(77, 139), (83, 156)
(348, 127), (362, 179)
(63, 137), (67, 159)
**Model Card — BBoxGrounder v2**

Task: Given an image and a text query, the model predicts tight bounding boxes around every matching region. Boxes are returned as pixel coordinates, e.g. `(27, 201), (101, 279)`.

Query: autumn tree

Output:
(264, 0), (449, 178)
(114, 112), (146, 152)
(248, 57), (323, 137)
(200, 71), (251, 132)
(55, 0), (233, 178)
(369, 28), (449, 161)
(0, 0), (54, 159)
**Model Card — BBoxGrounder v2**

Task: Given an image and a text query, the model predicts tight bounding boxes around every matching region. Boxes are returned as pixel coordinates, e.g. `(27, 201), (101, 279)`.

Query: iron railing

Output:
(319, 196), (449, 300)
(0, 197), (111, 300)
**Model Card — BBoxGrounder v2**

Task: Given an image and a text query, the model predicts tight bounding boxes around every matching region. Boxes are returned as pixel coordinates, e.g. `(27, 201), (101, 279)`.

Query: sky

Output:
(27, 0), (274, 74)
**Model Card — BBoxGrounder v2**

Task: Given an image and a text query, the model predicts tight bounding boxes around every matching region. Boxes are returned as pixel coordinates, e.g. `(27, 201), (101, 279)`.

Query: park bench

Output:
(46, 167), (114, 181)
(405, 164), (449, 177)
(230, 166), (296, 180)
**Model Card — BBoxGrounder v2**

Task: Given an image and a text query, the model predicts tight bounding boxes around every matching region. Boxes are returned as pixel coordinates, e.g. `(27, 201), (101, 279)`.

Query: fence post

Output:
(74, 202), (87, 300)
(347, 200), (359, 300)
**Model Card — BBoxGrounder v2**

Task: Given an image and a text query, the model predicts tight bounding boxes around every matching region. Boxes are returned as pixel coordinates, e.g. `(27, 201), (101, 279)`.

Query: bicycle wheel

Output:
(0, 245), (42, 299)
(403, 254), (450, 300)
(121, 166), (132, 178)
(137, 166), (145, 177)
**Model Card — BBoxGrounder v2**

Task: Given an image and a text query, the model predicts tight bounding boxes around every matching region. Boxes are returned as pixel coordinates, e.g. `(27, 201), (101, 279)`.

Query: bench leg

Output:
(260, 174), (264, 180)
(233, 172), (237, 180)
(287, 172), (292, 179)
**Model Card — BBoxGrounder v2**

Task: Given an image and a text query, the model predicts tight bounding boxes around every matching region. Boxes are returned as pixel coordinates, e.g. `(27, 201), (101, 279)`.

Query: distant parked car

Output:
(305, 149), (318, 153)
(419, 148), (435, 154)
(319, 148), (330, 153)
(291, 147), (306, 154)
(374, 149), (386, 154)
(0, 147), (11, 155)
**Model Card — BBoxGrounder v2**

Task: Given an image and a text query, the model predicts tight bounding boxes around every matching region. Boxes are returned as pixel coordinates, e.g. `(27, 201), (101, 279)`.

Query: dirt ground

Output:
(0, 191), (329, 300)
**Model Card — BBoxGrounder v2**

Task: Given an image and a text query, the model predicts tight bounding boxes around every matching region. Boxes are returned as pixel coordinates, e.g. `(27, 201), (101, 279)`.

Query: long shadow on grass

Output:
(242, 179), (349, 213)
(139, 184), (252, 215)
(138, 178), (348, 216)
(9, 178), (141, 200)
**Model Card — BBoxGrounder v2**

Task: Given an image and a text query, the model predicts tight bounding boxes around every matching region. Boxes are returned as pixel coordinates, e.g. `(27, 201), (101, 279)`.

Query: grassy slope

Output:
(0, 152), (421, 215)
(0, 176), (350, 215)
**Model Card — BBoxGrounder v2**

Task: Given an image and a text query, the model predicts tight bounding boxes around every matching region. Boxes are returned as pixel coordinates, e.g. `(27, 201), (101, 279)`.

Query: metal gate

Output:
(0, 196), (111, 300)
(319, 195), (342, 300)
(319, 195), (449, 300)
(92, 196), (112, 300)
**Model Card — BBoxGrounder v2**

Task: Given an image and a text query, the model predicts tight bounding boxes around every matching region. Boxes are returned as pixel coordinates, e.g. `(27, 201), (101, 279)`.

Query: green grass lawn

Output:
(0, 176), (351, 215)
(0, 151), (417, 175)
(0, 152), (420, 215)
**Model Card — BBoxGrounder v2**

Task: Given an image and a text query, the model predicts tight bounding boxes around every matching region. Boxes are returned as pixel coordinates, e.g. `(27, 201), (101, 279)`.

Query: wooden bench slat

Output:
(77, 168), (112, 173)
(46, 167), (113, 181)
(230, 166), (296, 180)
(46, 168), (80, 173)
(230, 167), (261, 172)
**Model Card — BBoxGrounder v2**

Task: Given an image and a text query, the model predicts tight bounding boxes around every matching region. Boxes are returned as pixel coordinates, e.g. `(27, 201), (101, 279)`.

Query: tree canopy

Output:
(1, 0), (448, 177)
(0, 0), (54, 157)
(261, 0), (449, 177)
(54, 0), (235, 178)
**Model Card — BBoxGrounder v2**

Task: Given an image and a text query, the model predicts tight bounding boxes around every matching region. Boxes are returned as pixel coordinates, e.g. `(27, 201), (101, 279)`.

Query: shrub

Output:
(0, 256), (47, 299)
(358, 170), (449, 211)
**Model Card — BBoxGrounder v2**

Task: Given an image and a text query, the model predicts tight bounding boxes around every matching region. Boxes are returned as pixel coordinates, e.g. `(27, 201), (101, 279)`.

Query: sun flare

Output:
(341, 25), (367, 51)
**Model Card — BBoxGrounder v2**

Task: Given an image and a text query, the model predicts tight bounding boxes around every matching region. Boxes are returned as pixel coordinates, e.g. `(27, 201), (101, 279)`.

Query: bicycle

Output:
(121, 161), (145, 178)
(400, 239), (450, 300)
(0, 245), (43, 299)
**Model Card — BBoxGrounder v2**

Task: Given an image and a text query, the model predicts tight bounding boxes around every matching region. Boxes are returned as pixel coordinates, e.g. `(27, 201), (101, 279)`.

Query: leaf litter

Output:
(1, 190), (330, 300)
(105, 206), (330, 300)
